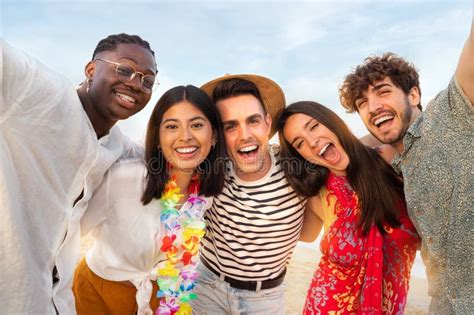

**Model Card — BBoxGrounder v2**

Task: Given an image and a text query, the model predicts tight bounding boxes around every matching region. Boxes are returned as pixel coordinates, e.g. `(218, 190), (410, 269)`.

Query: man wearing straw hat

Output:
(191, 74), (306, 314)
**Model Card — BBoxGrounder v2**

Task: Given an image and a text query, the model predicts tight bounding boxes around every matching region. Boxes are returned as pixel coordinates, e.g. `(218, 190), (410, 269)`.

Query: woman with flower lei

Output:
(73, 85), (225, 315)
(277, 101), (420, 314)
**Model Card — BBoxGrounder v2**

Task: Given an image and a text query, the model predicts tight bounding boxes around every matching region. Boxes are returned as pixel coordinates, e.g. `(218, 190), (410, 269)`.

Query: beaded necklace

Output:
(155, 175), (206, 315)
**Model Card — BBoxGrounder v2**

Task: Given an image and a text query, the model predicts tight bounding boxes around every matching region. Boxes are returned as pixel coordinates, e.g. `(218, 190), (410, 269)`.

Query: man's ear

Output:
(408, 86), (421, 108)
(265, 112), (272, 136)
(84, 60), (96, 80)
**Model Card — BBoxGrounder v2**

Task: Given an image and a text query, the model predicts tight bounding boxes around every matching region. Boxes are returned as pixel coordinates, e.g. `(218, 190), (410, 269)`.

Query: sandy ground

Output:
(285, 245), (429, 315)
(80, 236), (429, 314)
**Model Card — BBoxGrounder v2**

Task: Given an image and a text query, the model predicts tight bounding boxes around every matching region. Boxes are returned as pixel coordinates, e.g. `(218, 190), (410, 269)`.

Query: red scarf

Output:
(304, 173), (419, 314)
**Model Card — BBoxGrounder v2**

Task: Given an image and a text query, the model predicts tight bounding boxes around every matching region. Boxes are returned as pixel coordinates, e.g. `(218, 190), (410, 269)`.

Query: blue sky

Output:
(3, 0), (472, 140)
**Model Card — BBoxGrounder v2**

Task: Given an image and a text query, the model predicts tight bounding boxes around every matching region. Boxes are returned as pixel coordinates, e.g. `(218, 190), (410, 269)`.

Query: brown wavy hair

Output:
(277, 101), (403, 235)
(339, 52), (421, 112)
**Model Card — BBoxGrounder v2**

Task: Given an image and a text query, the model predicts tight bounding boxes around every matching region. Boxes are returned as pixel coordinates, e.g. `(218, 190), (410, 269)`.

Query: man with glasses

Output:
(0, 34), (157, 314)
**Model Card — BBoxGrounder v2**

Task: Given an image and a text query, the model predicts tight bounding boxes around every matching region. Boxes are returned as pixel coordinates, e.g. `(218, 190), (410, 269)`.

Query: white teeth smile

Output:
(374, 115), (393, 127)
(116, 92), (136, 103)
(319, 143), (330, 156)
(238, 145), (258, 153)
(176, 147), (198, 154)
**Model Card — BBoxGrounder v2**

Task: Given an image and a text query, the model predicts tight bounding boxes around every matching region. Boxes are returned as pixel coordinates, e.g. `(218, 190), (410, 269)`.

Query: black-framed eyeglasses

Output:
(94, 58), (159, 93)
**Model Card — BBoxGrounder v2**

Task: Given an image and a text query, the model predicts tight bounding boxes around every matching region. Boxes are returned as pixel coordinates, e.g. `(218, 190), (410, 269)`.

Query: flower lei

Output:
(155, 175), (206, 315)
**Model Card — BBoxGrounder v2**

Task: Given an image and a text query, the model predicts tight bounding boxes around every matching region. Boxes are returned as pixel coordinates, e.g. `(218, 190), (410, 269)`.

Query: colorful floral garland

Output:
(155, 176), (206, 315)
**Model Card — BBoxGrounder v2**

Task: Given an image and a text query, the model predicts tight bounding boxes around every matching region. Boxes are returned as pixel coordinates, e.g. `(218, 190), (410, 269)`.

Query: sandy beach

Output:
(285, 245), (429, 314)
(80, 236), (429, 314)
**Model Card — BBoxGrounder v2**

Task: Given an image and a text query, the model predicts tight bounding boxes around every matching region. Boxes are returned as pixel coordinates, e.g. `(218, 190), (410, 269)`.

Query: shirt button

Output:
(426, 236), (433, 245)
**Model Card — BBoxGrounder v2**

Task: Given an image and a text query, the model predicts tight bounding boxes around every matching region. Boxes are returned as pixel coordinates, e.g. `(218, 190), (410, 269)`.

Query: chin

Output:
(173, 160), (200, 172)
(235, 161), (265, 175)
(382, 132), (404, 145)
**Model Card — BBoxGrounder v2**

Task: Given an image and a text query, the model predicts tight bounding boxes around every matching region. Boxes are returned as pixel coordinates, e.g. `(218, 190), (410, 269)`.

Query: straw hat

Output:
(201, 74), (286, 137)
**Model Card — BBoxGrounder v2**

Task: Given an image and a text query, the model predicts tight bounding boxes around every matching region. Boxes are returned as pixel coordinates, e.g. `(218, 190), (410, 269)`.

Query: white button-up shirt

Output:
(82, 158), (212, 315)
(1, 40), (125, 314)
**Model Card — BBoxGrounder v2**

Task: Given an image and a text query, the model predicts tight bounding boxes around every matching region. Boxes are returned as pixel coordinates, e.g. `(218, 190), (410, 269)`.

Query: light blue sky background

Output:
(2, 0), (472, 141)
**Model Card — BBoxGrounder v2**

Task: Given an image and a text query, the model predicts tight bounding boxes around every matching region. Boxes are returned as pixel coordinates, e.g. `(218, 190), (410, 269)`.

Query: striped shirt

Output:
(200, 150), (306, 281)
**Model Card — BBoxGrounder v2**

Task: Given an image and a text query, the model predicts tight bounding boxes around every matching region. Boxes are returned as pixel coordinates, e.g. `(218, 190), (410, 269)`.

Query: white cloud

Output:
(4, 0), (471, 143)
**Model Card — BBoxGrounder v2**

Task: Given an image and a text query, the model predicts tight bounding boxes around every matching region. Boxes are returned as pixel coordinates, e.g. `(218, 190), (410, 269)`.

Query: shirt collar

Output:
(391, 112), (424, 174)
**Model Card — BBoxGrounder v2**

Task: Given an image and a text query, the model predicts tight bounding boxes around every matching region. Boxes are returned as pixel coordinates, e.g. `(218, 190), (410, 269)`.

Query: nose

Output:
(180, 127), (193, 141)
(367, 96), (382, 113)
(302, 129), (318, 149)
(238, 125), (252, 141)
(308, 136), (319, 149)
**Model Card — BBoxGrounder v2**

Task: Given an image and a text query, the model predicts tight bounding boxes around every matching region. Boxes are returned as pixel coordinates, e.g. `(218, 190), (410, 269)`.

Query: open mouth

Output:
(374, 114), (394, 128)
(237, 144), (259, 159)
(175, 146), (198, 154)
(115, 92), (136, 109)
(318, 143), (340, 164)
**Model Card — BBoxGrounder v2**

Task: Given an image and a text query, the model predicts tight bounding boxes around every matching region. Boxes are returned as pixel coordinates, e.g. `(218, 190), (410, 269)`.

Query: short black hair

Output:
(92, 33), (155, 59)
(212, 78), (267, 115)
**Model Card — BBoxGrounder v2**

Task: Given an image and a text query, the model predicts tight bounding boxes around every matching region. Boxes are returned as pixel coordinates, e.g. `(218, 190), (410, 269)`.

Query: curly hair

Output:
(92, 33), (155, 59)
(339, 52), (421, 112)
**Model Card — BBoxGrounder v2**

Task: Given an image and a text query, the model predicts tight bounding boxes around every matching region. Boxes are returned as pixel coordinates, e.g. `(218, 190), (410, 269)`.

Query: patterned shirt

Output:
(392, 78), (474, 314)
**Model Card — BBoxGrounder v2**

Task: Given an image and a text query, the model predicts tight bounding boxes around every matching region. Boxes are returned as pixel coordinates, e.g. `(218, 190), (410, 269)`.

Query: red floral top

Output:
(304, 173), (420, 314)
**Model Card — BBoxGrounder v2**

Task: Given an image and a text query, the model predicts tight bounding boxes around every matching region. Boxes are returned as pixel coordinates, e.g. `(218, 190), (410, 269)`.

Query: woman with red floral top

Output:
(277, 101), (420, 314)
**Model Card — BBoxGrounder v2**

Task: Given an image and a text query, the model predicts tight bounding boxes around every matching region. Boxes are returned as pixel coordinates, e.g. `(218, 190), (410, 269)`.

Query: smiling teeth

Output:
(176, 147), (197, 154)
(116, 92), (136, 103)
(239, 145), (258, 153)
(374, 115), (393, 126)
(319, 143), (330, 156)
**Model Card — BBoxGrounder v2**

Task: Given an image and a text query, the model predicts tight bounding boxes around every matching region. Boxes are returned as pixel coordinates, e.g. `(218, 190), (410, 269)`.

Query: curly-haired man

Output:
(339, 17), (473, 314)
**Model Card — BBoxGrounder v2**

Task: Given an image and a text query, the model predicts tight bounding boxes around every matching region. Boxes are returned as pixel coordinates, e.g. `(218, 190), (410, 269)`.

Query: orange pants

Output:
(73, 258), (159, 314)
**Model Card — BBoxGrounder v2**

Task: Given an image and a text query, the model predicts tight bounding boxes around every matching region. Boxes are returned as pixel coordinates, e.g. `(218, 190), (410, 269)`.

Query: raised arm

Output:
(299, 196), (324, 242)
(1, 40), (30, 117)
(455, 10), (474, 104)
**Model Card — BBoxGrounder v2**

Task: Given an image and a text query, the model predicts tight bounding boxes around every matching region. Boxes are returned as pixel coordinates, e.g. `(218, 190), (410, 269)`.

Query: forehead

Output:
(98, 43), (156, 73)
(283, 113), (312, 137)
(162, 101), (205, 120)
(365, 76), (396, 94)
(216, 94), (265, 122)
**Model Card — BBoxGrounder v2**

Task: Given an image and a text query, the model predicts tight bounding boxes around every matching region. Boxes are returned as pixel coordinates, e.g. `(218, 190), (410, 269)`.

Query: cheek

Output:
(300, 150), (314, 163)
(198, 132), (213, 156)
(158, 134), (174, 160)
(160, 146), (174, 163)
(258, 126), (270, 138)
(143, 93), (152, 105)
(358, 109), (371, 124)
(223, 133), (235, 149)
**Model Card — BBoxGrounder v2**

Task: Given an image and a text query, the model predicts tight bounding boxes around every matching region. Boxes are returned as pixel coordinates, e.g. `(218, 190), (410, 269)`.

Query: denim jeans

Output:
(190, 263), (287, 315)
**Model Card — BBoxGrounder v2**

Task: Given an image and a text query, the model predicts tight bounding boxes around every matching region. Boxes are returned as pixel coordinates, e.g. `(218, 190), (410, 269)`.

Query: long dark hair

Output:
(276, 101), (403, 234)
(141, 85), (226, 205)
